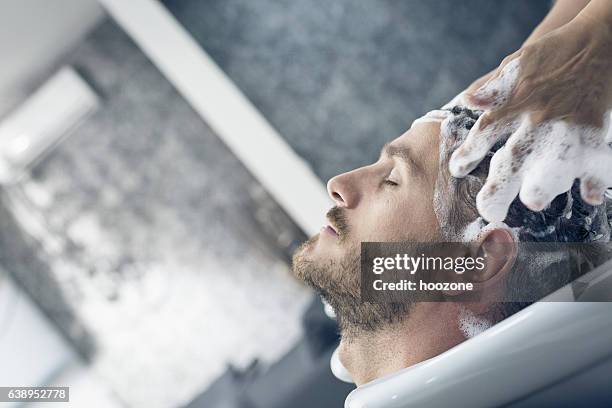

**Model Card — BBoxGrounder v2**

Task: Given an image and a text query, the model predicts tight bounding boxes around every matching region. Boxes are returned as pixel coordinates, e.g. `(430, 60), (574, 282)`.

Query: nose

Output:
(327, 171), (359, 208)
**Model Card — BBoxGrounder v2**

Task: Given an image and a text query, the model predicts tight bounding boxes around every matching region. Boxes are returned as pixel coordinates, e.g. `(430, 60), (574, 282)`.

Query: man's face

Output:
(292, 120), (444, 330)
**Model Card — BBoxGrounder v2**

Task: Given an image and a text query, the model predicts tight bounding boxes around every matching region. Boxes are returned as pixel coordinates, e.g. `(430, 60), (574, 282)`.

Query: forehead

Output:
(387, 120), (441, 185)
(388, 120), (441, 157)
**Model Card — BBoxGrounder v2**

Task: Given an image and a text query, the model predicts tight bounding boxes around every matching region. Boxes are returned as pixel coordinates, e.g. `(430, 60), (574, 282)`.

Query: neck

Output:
(338, 303), (464, 385)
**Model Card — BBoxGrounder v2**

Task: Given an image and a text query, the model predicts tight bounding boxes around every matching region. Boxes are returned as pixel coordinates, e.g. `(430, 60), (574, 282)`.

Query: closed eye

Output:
(383, 168), (400, 187)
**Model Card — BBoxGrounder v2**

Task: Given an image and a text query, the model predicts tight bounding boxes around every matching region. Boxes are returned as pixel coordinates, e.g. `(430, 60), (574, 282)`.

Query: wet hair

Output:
(434, 106), (612, 319)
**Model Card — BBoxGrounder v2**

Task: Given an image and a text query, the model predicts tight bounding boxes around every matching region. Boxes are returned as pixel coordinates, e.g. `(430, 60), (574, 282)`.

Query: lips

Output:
(322, 224), (338, 237)
(322, 207), (345, 239)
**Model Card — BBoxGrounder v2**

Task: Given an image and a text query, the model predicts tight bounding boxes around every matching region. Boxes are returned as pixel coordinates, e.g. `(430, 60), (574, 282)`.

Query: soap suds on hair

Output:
(458, 307), (492, 339)
(447, 54), (612, 224)
(454, 102), (612, 223)
(461, 217), (485, 242)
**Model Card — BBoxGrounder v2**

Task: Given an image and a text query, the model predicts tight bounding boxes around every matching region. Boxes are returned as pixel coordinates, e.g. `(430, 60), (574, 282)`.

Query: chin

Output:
(292, 234), (319, 264)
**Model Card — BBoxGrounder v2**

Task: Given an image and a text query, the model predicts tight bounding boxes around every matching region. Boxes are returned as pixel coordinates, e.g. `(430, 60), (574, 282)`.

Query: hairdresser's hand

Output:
(449, 14), (612, 222)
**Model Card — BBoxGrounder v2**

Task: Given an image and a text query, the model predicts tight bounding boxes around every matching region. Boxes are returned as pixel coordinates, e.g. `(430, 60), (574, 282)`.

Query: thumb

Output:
(466, 52), (522, 110)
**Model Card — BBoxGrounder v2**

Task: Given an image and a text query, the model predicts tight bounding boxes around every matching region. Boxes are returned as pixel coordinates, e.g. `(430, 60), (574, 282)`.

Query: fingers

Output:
(478, 117), (612, 221)
(476, 118), (532, 222)
(467, 54), (522, 110)
(519, 159), (576, 211)
(579, 118), (612, 205)
(519, 122), (579, 210)
(465, 72), (494, 101)
(449, 111), (519, 178)
(450, 54), (522, 179)
(580, 176), (607, 205)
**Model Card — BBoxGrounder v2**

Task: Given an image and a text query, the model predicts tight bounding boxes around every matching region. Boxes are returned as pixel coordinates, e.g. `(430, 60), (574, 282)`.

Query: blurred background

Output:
(0, 0), (549, 407)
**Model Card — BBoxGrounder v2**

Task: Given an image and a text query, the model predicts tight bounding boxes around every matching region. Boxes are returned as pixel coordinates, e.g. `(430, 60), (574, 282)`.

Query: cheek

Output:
(355, 198), (410, 241)
(354, 195), (439, 242)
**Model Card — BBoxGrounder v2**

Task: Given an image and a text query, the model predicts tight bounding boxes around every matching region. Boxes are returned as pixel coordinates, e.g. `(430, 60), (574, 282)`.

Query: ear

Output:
(439, 225), (517, 298)
(471, 226), (517, 286)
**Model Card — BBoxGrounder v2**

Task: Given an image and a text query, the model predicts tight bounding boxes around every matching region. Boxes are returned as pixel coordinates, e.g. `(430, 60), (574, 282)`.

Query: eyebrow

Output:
(381, 143), (418, 170)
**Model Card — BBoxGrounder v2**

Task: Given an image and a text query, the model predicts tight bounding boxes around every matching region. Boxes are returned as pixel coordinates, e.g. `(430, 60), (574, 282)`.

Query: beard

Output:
(291, 210), (412, 340)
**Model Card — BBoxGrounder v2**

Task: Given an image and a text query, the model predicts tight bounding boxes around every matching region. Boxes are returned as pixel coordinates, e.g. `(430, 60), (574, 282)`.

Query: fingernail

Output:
(449, 157), (467, 177)
(477, 192), (507, 223)
(526, 200), (546, 212)
(586, 193), (604, 205)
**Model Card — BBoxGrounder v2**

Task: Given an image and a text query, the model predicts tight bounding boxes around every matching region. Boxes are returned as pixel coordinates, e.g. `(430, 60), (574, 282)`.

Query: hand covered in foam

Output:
(449, 16), (612, 222)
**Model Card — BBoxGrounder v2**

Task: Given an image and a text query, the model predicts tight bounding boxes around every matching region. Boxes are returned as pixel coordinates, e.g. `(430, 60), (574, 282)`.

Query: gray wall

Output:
(0, 0), (104, 116)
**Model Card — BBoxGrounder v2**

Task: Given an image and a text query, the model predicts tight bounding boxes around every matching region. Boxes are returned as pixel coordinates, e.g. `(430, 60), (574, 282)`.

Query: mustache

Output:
(326, 206), (349, 238)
